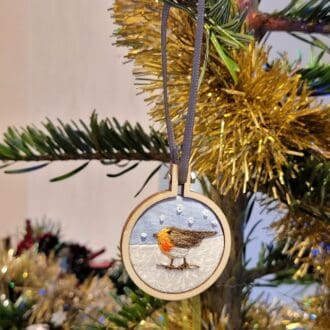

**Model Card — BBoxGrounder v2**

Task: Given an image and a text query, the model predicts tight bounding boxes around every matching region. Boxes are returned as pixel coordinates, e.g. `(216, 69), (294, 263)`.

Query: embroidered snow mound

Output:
(129, 236), (224, 293)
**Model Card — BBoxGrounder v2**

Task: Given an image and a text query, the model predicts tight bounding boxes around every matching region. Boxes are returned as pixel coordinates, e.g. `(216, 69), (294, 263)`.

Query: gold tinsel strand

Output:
(112, 0), (329, 200)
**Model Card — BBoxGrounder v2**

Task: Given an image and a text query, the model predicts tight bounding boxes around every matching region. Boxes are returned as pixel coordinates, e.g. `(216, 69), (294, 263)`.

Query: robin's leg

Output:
(178, 258), (189, 269)
(179, 258), (199, 269)
(163, 258), (175, 269)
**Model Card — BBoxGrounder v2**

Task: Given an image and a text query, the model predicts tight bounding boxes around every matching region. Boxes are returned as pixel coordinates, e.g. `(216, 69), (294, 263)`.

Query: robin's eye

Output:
(168, 230), (172, 234)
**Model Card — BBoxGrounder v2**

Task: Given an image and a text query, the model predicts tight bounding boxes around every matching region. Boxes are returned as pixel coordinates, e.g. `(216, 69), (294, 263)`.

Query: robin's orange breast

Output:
(159, 239), (173, 253)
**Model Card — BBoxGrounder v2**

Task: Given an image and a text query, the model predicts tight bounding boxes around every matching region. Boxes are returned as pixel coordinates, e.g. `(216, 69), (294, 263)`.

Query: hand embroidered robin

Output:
(153, 227), (217, 269)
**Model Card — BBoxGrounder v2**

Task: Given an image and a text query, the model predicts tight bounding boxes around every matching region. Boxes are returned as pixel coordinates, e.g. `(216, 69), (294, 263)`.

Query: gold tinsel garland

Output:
(2, 238), (327, 329)
(112, 0), (329, 201)
(0, 246), (116, 328)
(274, 209), (330, 279)
(273, 210), (330, 328)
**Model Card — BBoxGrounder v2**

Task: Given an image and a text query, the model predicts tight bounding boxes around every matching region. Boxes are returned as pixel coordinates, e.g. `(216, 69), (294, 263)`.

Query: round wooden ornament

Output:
(121, 165), (231, 300)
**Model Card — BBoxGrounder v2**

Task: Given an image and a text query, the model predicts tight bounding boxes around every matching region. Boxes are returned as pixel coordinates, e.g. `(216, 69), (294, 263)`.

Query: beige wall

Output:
(0, 2), (30, 236)
(0, 1), (158, 256)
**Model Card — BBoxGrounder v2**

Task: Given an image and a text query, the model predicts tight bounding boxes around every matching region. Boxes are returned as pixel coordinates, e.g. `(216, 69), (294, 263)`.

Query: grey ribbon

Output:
(161, 0), (205, 185)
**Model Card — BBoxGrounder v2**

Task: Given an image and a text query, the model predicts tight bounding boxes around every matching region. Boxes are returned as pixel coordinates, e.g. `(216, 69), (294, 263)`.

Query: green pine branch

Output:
(242, 199), (298, 286)
(0, 113), (169, 180)
(298, 60), (330, 96)
(0, 299), (32, 329)
(269, 268), (316, 286)
(281, 153), (330, 222)
(277, 0), (330, 26)
(244, 241), (315, 285)
(98, 287), (165, 330)
(278, 50), (330, 96)
(0, 112), (168, 163)
(295, 34), (330, 53)
(161, 0), (253, 83)
(244, 241), (295, 285)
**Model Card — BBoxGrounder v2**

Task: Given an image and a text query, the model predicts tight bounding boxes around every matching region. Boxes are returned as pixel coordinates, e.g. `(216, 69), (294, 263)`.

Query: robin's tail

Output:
(196, 230), (217, 239)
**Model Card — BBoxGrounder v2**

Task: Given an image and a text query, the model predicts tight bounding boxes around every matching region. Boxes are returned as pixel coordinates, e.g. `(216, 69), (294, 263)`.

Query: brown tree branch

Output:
(244, 261), (291, 284)
(237, 1), (330, 34)
(248, 12), (330, 34)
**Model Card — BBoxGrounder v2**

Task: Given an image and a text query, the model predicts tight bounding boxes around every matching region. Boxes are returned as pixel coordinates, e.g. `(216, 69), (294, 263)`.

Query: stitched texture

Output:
(128, 197), (224, 293)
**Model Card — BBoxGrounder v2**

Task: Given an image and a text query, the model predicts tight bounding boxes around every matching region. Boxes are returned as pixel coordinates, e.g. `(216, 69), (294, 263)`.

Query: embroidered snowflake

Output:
(202, 210), (210, 219)
(211, 220), (218, 227)
(176, 204), (184, 214)
(159, 214), (165, 224)
(140, 232), (148, 241)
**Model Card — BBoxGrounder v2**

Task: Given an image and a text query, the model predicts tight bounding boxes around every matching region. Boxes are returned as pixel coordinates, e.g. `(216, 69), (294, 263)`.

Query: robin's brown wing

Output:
(169, 227), (217, 249)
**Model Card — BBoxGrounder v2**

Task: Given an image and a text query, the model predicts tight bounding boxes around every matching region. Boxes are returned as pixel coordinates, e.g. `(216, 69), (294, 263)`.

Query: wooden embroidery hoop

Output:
(121, 164), (231, 300)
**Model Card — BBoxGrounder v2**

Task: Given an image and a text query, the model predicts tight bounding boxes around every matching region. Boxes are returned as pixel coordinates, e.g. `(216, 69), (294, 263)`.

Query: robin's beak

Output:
(153, 233), (158, 238)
